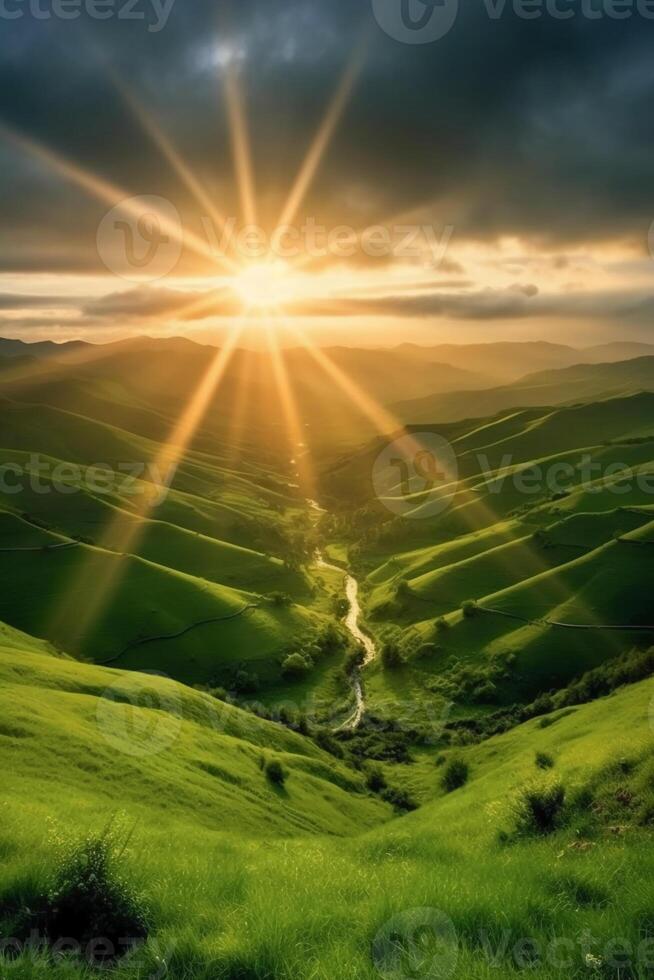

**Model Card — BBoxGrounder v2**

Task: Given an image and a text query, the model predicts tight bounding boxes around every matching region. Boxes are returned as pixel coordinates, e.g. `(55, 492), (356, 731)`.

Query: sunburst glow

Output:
(229, 261), (298, 309)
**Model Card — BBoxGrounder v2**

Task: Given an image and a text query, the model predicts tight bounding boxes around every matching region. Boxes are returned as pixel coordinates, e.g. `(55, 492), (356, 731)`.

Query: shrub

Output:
(314, 730), (344, 758)
(381, 786), (418, 813)
(1, 827), (149, 965)
(381, 643), (403, 670)
(281, 653), (312, 678)
(535, 751), (555, 770)
(412, 643), (442, 663)
(461, 600), (480, 619)
(435, 617), (450, 633)
(332, 596), (349, 618)
(441, 757), (469, 792)
(365, 765), (387, 793)
(512, 779), (566, 835)
(269, 591), (292, 607)
(232, 670), (259, 694)
(265, 759), (287, 786)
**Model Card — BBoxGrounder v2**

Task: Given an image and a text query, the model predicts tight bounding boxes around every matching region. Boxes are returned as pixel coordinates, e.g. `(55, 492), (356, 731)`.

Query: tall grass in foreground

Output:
(2, 808), (654, 978)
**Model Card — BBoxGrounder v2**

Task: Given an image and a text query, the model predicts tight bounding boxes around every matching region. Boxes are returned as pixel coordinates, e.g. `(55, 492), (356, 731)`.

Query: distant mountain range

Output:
(393, 355), (654, 425)
(0, 335), (652, 451)
(393, 340), (654, 383)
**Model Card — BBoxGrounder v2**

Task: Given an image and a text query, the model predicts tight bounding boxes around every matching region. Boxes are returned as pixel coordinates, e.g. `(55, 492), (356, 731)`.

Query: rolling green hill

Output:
(0, 628), (388, 838)
(0, 385), (348, 709)
(324, 392), (654, 725)
(2, 619), (654, 978)
(1, 335), (654, 979)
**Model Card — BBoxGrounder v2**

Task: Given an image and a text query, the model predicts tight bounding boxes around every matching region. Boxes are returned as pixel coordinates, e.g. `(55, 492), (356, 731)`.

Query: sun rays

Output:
(0, 33), (521, 649)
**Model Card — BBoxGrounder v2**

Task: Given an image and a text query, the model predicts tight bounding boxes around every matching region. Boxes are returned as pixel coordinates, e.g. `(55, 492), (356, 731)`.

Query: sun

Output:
(229, 260), (297, 310)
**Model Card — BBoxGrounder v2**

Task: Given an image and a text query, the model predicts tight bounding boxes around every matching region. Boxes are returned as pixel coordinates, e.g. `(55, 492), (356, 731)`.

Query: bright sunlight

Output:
(229, 261), (299, 310)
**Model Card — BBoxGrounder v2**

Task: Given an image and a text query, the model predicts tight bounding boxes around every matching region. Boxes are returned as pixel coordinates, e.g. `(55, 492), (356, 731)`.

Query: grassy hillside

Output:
(2, 625), (654, 978)
(1, 336), (654, 978)
(0, 631), (389, 839)
(324, 393), (654, 724)
(0, 390), (352, 712)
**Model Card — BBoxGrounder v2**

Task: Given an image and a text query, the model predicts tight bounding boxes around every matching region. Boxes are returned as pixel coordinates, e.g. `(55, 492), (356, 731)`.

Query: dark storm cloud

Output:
(1, 0), (654, 274)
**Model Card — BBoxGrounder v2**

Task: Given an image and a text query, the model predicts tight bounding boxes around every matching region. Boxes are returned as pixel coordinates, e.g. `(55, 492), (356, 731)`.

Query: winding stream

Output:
(308, 500), (377, 730)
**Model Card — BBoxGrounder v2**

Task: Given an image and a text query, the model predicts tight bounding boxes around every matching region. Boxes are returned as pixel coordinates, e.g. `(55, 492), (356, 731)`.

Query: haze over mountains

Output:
(1, 336), (653, 455)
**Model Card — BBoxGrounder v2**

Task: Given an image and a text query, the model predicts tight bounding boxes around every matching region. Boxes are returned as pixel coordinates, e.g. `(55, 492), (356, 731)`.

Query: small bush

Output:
(281, 653), (312, 678)
(269, 591), (292, 607)
(365, 765), (387, 793)
(512, 779), (566, 836)
(441, 757), (469, 792)
(1, 826), (149, 965)
(381, 786), (418, 813)
(535, 751), (555, 770)
(412, 643), (442, 663)
(265, 759), (287, 786)
(461, 600), (479, 619)
(381, 643), (403, 670)
(314, 730), (344, 758)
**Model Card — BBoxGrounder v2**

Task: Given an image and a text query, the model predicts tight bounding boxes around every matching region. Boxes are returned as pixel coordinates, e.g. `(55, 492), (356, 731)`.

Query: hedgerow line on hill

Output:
(97, 602), (261, 666)
(477, 605), (654, 631)
(0, 541), (79, 553)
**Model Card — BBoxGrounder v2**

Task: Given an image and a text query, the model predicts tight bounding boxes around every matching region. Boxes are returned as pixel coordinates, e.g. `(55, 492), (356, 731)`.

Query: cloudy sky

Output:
(1, 0), (654, 347)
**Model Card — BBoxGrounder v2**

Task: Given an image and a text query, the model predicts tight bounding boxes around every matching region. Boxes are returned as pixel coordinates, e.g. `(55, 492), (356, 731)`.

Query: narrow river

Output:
(308, 500), (377, 730)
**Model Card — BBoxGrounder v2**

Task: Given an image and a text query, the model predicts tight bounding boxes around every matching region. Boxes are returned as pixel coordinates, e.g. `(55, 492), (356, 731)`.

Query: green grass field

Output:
(2, 343), (654, 978)
(2, 626), (654, 978)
